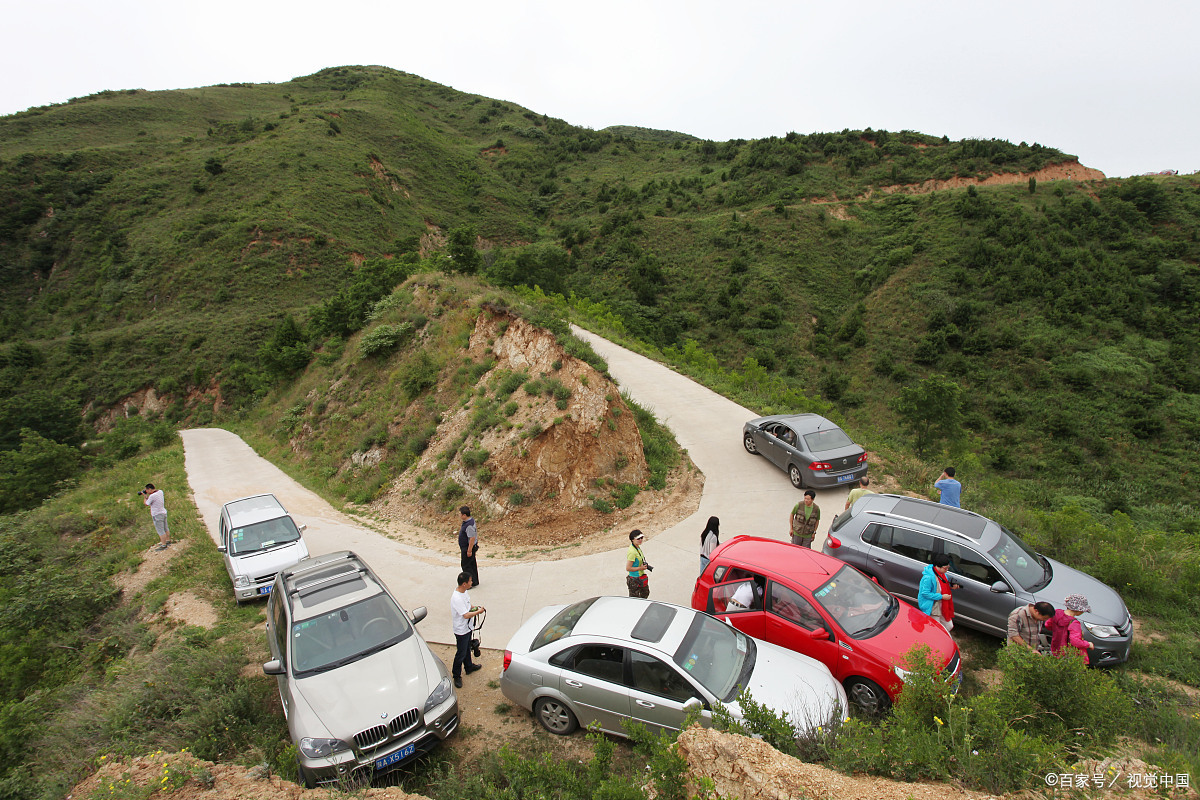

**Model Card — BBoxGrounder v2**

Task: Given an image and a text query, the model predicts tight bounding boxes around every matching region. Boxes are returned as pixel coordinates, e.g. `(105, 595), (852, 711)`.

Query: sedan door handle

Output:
(635, 699), (656, 708)
(564, 679), (583, 688)
(871, 558), (885, 565)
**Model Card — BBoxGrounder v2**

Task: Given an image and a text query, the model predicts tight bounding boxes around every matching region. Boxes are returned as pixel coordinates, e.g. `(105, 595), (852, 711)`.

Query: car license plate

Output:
(375, 743), (415, 770)
(837, 473), (857, 484)
(257, 585), (272, 595)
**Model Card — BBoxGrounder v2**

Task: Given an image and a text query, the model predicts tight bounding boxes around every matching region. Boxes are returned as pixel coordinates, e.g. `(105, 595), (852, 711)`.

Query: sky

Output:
(2, 0), (1197, 179)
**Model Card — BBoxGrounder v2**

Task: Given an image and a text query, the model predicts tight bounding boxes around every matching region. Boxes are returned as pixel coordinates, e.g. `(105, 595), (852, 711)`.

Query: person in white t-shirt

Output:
(139, 483), (170, 551)
(451, 572), (485, 688)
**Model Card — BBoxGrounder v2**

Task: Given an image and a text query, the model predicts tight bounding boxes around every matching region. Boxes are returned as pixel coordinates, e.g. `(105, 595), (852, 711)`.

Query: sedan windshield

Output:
(674, 614), (755, 702)
(230, 516), (302, 555)
(812, 566), (895, 638)
(990, 526), (1050, 592)
(803, 428), (854, 453)
(290, 592), (413, 676)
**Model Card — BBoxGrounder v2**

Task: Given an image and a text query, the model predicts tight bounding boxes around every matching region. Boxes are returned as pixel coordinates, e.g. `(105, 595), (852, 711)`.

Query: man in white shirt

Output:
(140, 483), (170, 551)
(451, 572), (485, 688)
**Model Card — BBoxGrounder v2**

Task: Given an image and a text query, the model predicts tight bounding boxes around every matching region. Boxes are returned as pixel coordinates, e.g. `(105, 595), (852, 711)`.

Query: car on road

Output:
(262, 551), (458, 788)
(500, 596), (848, 739)
(742, 413), (868, 489)
(693, 536), (960, 715)
(218, 494), (310, 603)
(824, 494), (1133, 665)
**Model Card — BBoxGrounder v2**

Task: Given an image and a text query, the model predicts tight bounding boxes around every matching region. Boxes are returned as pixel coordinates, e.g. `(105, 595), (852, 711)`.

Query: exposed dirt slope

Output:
(880, 160), (1105, 195)
(373, 307), (674, 551)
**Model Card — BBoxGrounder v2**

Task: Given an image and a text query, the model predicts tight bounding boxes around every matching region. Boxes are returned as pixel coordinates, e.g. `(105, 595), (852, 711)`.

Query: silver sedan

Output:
(500, 596), (847, 738)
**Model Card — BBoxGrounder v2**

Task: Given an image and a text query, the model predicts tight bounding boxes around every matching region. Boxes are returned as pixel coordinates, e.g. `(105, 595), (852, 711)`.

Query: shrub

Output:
(359, 323), (413, 358)
(461, 449), (490, 468)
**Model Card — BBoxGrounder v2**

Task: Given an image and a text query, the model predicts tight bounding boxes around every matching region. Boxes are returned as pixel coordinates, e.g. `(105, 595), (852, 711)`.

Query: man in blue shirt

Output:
(934, 467), (962, 507)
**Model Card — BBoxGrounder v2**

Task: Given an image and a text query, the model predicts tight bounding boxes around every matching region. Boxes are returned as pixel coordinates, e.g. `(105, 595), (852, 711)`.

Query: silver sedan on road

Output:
(742, 413), (868, 490)
(500, 596), (847, 738)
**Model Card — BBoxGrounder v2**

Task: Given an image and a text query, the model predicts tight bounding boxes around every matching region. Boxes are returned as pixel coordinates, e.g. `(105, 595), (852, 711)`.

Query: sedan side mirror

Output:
(298, 524), (308, 533)
(217, 545), (227, 553)
(409, 606), (428, 625)
(682, 697), (704, 712)
(807, 627), (830, 641)
(262, 659), (285, 676)
(990, 581), (1012, 594)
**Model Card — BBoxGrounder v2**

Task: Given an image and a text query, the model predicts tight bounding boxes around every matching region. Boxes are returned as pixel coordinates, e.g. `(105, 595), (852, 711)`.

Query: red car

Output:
(692, 536), (960, 715)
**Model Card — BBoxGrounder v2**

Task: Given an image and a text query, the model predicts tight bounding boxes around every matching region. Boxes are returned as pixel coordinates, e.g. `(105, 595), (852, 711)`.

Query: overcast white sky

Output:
(2, 0), (1196, 178)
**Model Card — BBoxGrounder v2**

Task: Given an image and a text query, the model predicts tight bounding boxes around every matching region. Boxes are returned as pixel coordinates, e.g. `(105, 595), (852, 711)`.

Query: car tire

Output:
(297, 760), (318, 789)
(788, 464), (805, 489)
(534, 696), (578, 735)
(743, 433), (758, 454)
(846, 677), (891, 717)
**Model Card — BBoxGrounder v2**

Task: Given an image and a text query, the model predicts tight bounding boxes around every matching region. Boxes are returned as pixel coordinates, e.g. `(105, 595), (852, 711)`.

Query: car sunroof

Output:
(631, 603), (677, 642)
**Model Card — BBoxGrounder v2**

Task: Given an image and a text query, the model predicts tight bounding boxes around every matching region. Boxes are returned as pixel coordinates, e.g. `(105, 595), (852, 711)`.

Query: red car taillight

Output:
(857, 453), (868, 463)
(503, 650), (512, 672)
(809, 461), (832, 471)
(827, 535), (841, 549)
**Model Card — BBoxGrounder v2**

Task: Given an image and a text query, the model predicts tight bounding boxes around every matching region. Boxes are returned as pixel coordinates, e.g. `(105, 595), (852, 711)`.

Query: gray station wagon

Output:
(743, 413), (868, 490)
(263, 551), (458, 787)
(823, 494), (1132, 665)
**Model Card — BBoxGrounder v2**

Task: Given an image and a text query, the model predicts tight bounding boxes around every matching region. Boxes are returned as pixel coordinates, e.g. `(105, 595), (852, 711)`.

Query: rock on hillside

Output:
(377, 306), (651, 546)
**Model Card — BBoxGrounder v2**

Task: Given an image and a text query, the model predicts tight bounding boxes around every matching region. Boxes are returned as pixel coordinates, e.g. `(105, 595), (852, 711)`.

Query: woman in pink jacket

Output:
(1045, 593), (1095, 664)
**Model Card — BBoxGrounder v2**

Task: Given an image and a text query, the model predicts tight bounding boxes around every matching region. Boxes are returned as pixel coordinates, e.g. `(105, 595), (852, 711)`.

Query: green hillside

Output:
(2, 64), (1198, 523)
(2, 64), (1200, 800)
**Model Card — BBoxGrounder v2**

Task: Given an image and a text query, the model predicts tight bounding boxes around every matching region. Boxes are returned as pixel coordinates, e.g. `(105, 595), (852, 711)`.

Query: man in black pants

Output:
(450, 572), (484, 688)
(458, 505), (480, 587)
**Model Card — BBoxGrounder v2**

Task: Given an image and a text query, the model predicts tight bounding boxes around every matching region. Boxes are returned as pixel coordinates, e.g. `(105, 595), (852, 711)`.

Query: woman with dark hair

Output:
(700, 516), (721, 572)
(625, 530), (652, 598)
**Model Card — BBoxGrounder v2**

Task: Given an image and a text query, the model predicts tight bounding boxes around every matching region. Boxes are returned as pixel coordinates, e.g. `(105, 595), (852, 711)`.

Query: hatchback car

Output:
(218, 494), (309, 603)
(262, 551), (458, 788)
(742, 413), (868, 489)
(824, 494), (1133, 664)
(501, 596), (847, 738)
(693, 536), (959, 715)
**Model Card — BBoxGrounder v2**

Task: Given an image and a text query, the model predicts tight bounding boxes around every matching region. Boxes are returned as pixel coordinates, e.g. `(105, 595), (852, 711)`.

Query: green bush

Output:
(358, 323), (413, 358)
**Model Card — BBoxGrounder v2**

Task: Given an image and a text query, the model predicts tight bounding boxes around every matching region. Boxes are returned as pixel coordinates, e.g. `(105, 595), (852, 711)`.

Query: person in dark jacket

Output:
(700, 516), (720, 571)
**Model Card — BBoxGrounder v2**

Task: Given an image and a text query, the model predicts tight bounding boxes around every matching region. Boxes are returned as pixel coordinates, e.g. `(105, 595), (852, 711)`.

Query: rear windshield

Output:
(803, 428), (853, 453)
(531, 597), (599, 651)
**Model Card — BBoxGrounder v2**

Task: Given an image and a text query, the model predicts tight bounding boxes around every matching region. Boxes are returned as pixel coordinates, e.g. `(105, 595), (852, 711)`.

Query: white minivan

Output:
(218, 494), (310, 602)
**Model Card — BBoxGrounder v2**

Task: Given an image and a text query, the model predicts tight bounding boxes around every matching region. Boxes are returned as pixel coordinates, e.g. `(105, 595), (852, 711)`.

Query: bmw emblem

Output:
(381, 712), (388, 719)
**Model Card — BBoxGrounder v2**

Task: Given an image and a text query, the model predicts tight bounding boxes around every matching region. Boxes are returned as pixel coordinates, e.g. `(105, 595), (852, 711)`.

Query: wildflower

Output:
(934, 716), (944, 726)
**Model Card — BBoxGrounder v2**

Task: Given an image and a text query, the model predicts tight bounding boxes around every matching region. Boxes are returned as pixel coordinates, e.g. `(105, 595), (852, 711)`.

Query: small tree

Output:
(890, 374), (963, 457)
(447, 225), (481, 274)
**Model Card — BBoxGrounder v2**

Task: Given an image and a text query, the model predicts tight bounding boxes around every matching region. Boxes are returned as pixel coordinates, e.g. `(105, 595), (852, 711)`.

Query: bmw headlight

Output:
(893, 666), (912, 683)
(1084, 622), (1119, 639)
(424, 675), (454, 713)
(299, 737), (351, 759)
(234, 575), (250, 588)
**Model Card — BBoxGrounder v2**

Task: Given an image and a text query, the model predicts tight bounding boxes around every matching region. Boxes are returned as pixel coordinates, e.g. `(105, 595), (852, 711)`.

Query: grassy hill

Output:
(2, 65), (1200, 798)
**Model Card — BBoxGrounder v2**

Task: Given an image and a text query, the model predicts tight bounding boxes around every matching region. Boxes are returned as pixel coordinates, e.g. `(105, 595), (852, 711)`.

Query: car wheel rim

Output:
(539, 701), (570, 732)
(849, 682), (882, 715)
(743, 434), (757, 454)
(789, 466), (803, 488)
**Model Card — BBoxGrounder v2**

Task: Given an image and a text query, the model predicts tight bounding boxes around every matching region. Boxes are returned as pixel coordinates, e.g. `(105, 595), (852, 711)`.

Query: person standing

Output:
(934, 467), (962, 507)
(1046, 594), (1095, 664)
(450, 572), (484, 688)
(844, 477), (873, 510)
(1007, 601), (1055, 652)
(790, 490), (820, 548)
(626, 530), (652, 598)
(140, 483), (170, 551)
(918, 554), (959, 631)
(700, 516), (720, 572)
(458, 505), (480, 587)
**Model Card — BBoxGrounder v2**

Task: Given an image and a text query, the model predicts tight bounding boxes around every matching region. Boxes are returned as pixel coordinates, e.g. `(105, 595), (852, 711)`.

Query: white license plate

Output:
(837, 473), (858, 484)
(257, 585), (272, 595)
(375, 742), (416, 770)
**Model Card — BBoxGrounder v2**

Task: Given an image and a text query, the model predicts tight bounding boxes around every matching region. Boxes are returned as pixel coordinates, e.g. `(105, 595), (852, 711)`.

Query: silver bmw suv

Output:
(263, 551), (458, 787)
(823, 494), (1132, 665)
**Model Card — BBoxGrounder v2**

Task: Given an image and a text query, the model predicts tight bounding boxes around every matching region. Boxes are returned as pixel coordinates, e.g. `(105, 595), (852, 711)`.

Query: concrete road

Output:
(181, 329), (852, 649)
